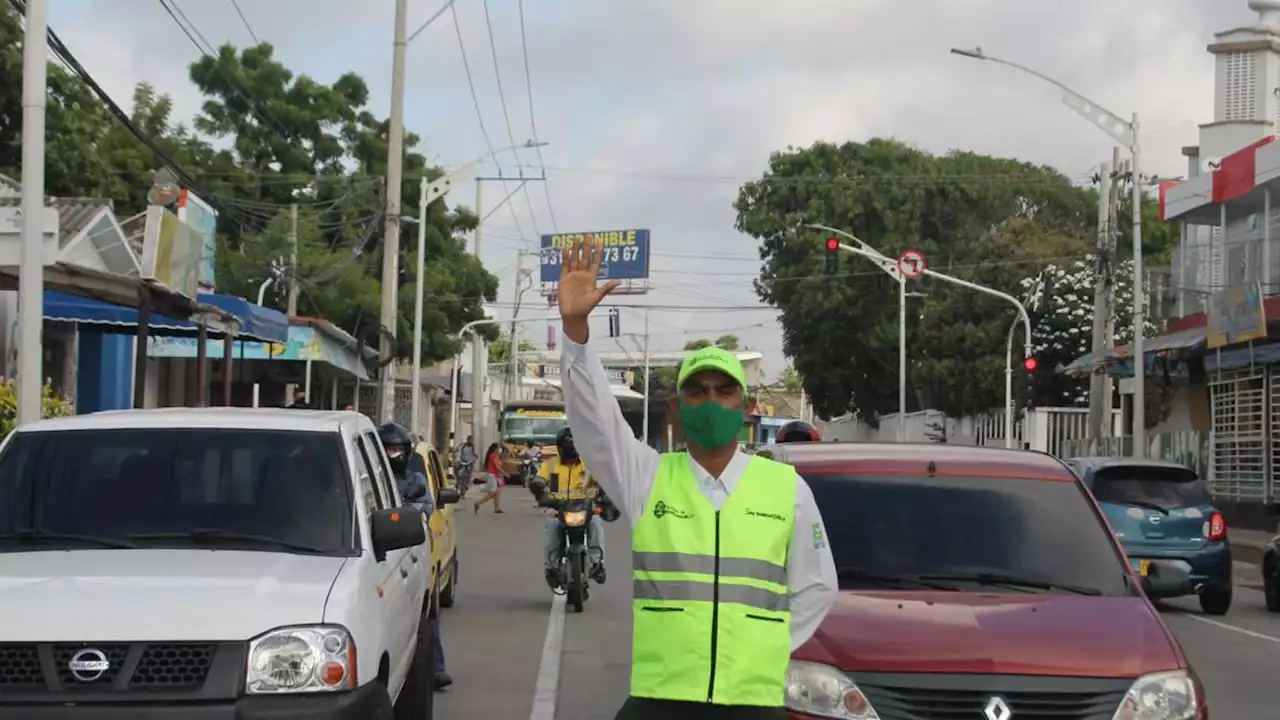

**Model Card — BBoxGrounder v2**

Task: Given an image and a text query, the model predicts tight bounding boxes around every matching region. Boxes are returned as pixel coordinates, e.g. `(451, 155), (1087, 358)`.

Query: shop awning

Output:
(197, 293), (289, 344)
(42, 290), (287, 343)
(1061, 327), (1207, 377)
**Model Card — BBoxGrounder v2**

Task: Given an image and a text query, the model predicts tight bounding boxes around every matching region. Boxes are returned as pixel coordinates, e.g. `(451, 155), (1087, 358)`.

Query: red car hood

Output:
(796, 591), (1182, 677)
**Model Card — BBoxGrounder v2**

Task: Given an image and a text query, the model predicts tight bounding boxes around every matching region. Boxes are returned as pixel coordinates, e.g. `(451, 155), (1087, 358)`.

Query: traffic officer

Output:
(376, 423), (453, 692)
(556, 239), (838, 719)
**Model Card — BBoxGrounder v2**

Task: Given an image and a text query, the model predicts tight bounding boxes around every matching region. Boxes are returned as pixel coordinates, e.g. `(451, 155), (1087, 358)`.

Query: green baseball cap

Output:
(677, 347), (746, 390)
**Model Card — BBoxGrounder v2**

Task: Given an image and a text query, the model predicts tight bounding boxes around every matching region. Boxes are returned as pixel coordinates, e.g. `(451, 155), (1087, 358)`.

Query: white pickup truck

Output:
(0, 407), (458, 719)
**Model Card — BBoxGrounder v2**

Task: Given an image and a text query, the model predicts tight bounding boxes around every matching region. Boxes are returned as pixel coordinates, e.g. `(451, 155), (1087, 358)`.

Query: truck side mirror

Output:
(370, 506), (426, 562)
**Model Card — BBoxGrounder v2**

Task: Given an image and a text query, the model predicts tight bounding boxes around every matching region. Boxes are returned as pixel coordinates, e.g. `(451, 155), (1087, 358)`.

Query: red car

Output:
(771, 442), (1207, 720)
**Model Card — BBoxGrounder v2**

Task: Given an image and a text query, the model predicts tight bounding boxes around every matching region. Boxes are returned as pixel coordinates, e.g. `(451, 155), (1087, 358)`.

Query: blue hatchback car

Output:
(1066, 456), (1232, 615)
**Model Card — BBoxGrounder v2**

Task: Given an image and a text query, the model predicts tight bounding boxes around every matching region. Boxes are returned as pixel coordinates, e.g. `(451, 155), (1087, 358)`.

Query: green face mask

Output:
(678, 400), (744, 449)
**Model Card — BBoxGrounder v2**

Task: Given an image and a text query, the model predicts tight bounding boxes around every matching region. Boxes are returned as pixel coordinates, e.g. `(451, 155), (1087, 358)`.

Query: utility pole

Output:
(470, 182), (487, 448)
(378, 0), (409, 423)
(1104, 149), (1123, 438)
(641, 308), (651, 446)
(283, 202), (300, 403)
(17, 0), (48, 426)
(506, 250), (526, 404)
(1087, 157), (1113, 447)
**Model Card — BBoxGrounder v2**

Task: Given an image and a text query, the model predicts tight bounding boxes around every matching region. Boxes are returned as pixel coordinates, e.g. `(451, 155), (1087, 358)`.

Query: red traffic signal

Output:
(1023, 356), (1038, 372)
(826, 237), (839, 251)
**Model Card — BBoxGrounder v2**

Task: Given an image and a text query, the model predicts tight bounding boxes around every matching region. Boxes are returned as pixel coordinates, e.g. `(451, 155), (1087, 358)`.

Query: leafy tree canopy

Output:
(0, 7), (498, 365)
(489, 338), (537, 364)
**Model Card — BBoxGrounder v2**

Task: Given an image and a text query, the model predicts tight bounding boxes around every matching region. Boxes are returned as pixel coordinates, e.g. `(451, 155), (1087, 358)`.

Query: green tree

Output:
(633, 336), (740, 400)
(489, 338), (537, 363)
(735, 139), (1095, 422)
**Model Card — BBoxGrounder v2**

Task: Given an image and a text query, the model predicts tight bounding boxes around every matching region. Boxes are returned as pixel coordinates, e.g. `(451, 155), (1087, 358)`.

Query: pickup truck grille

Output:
(850, 671), (1133, 720)
(0, 642), (216, 692)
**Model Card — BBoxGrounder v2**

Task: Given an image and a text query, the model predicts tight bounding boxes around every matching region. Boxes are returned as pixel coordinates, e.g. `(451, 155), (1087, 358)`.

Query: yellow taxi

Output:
(415, 441), (460, 609)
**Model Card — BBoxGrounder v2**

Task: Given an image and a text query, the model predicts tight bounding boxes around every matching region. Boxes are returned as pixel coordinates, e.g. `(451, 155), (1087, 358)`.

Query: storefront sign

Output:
(147, 325), (369, 379)
(1207, 282), (1267, 349)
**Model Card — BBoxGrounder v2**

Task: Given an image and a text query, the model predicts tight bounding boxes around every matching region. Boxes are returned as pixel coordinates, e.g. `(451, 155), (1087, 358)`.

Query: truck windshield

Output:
(0, 429), (354, 556)
(501, 415), (568, 444)
(806, 472), (1131, 597)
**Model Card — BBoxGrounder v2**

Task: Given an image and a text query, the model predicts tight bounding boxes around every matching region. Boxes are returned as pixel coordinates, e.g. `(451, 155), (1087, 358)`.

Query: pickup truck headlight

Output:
(786, 661), (881, 719)
(247, 625), (357, 694)
(1111, 670), (1199, 720)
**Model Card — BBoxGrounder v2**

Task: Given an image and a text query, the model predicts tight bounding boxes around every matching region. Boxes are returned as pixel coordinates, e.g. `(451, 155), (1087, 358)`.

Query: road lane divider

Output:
(530, 592), (567, 720)
(1182, 613), (1280, 644)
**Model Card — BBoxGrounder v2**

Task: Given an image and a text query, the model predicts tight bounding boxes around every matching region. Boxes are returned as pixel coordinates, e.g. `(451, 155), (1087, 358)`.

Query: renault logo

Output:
(68, 648), (110, 683)
(984, 696), (1012, 720)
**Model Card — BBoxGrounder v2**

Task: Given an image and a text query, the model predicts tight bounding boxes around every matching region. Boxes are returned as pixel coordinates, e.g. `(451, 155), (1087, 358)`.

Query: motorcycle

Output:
(529, 480), (621, 613)
(519, 457), (540, 485)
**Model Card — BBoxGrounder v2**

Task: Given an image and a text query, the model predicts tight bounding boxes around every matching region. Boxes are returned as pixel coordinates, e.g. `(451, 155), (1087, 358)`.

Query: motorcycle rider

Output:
(775, 420), (821, 443)
(454, 435), (477, 487)
(376, 423), (453, 692)
(536, 427), (607, 589)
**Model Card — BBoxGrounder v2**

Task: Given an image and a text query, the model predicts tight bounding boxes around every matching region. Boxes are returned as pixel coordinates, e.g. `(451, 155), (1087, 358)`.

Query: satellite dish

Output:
(1202, 157), (1223, 174)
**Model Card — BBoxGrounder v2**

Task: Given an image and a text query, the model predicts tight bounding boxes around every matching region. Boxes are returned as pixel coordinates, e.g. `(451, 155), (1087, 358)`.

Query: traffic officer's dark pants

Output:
(614, 697), (786, 719)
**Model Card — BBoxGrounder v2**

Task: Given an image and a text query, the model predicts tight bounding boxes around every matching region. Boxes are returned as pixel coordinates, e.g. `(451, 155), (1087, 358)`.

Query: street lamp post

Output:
(804, 224), (911, 441)
(448, 315), (559, 446)
(950, 46), (1146, 457)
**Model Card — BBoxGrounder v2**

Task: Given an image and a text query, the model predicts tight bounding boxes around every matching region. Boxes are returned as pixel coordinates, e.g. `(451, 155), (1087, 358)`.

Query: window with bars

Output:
(1208, 367), (1269, 500)
(1223, 51), (1257, 122)
(1271, 368), (1280, 503)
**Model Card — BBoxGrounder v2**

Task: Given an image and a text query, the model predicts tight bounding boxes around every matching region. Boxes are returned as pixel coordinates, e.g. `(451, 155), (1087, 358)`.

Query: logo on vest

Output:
(652, 501), (690, 519)
(746, 509), (786, 522)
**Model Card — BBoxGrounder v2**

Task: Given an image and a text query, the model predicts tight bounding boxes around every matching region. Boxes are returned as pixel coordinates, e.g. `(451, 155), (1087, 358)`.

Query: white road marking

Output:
(530, 592), (567, 720)
(1181, 613), (1280, 644)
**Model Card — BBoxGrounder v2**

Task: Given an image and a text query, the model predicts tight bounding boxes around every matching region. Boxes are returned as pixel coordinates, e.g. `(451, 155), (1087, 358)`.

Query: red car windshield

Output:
(805, 472), (1132, 597)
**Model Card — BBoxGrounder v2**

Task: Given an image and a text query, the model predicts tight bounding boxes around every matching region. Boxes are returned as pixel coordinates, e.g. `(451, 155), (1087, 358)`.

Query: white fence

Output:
(826, 406), (1122, 457)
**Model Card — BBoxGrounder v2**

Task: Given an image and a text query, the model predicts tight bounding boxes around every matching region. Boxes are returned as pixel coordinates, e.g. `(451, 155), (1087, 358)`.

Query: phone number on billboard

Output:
(541, 245), (642, 265)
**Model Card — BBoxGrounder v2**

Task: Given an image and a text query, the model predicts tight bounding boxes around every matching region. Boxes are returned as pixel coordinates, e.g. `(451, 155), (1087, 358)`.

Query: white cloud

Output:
(48, 0), (1251, 379)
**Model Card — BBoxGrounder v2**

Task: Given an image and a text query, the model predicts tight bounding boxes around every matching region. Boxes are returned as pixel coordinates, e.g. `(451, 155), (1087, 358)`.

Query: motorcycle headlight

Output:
(563, 510), (588, 527)
(1111, 670), (1199, 720)
(247, 625), (357, 694)
(786, 661), (881, 719)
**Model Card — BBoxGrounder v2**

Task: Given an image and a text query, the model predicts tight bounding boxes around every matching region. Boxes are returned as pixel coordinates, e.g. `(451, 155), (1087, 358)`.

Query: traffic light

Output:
(1023, 356), (1038, 372)
(1023, 355), (1037, 410)
(824, 237), (839, 276)
(607, 308), (621, 338)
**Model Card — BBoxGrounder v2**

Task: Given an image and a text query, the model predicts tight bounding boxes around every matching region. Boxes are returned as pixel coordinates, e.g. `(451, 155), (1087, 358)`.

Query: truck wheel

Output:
(440, 555), (458, 608)
(393, 617), (435, 720)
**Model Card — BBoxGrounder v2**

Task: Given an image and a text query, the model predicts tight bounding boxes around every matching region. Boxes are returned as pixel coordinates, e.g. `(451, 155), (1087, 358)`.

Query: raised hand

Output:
(558, 236), (621, 342)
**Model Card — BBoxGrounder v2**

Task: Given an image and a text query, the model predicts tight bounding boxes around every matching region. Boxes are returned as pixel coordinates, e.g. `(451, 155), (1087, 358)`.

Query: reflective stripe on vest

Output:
(629, 453), (796, 707)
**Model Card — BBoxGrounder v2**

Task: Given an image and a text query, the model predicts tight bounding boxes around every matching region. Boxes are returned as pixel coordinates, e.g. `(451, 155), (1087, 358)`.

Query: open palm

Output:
(558, 237), (621, 320)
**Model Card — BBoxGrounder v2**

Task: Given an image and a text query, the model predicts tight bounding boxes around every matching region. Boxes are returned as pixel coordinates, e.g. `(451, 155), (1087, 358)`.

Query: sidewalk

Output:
(1230, 527), (1273, 565)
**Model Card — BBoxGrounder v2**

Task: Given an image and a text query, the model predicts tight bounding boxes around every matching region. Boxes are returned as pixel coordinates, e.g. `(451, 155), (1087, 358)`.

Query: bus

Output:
(497, 400), (568, 482)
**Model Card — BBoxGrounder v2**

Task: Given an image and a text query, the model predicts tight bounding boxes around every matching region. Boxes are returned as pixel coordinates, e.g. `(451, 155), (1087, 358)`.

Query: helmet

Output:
(776, 420), (820, 444)
(555, 427), (578, 463)
(377, 422), (414, 475)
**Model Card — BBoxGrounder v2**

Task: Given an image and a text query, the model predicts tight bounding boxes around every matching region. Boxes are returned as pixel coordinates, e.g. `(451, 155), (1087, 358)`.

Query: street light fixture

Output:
(950, 46), (1147, 457)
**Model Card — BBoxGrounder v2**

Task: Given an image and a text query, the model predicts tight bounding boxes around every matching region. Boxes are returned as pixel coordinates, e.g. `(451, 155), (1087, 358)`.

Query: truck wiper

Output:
(917, 571), (1102, 596)
(837, 567), (960, 591)
(129, 529), (329, 555)
(0, 529), (135, 549)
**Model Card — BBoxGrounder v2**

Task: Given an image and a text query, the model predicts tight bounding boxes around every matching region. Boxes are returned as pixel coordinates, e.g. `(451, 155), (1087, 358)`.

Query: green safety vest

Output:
(630, 453), (795, 707)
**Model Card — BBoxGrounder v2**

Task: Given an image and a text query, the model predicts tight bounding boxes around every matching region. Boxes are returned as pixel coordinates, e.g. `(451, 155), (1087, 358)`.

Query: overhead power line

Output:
(227, 0), (260, 45)
(450, 1), (528, 241)
(516, 0), (557, 233)
(480, 0), (539, 238)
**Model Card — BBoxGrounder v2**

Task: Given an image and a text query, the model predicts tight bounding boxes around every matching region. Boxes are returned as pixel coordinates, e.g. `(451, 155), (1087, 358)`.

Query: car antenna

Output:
(926, 460), (938, 477)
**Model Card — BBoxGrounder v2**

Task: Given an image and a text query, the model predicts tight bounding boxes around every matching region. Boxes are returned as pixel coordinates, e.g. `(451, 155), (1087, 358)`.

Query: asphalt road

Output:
(435, 488), (1280, 719)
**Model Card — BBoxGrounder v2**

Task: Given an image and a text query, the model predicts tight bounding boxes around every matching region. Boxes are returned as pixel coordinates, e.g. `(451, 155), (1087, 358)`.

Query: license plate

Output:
(1138, 559), (1151, 577)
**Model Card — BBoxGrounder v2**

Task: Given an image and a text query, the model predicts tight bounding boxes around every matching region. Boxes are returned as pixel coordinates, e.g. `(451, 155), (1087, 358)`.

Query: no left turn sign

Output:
(897, 249), (926, 280)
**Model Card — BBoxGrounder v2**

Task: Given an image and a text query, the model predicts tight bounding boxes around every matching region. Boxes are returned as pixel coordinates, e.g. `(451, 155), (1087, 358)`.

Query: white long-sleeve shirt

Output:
(561, 336), (838, 651)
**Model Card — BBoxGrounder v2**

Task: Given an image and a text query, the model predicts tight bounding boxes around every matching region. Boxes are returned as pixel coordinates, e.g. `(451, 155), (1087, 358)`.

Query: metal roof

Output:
(0, 195), (112, 247)
(771, 441), (1076, 481)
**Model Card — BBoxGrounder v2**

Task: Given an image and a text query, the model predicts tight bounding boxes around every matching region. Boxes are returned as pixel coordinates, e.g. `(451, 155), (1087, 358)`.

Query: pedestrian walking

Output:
(473, 442), (505, 514)
(556, 238), (838, 719)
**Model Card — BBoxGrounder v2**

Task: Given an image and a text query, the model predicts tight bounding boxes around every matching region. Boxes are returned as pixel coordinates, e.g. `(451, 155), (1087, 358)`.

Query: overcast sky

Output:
(50, 0), (1246, 377)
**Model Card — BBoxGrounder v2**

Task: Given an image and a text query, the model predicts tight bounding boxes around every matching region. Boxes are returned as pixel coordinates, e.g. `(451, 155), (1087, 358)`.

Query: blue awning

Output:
(43, 291), (289, 343)
(197, 293), (289, 344)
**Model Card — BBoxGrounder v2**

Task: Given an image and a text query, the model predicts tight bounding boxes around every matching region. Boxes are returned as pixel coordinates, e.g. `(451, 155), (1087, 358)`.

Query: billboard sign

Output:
(177, 189), (218, 291)
(1207, 282), (1268, 349)
(140, 206), (201, 300)
(539, 229), (650, 283)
